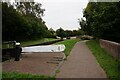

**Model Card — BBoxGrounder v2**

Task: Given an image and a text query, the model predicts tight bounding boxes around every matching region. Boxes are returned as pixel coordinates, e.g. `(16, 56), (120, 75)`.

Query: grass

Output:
(86, 40), (120, 80)
(20, 38), (57, 47)
(2, 38), (57, 49)
(2, 72), (55, 80)
(55, 39), (80, 56)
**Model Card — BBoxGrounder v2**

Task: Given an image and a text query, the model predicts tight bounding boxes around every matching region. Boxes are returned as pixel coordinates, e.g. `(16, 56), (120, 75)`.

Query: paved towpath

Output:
(56, 41), (107, 78)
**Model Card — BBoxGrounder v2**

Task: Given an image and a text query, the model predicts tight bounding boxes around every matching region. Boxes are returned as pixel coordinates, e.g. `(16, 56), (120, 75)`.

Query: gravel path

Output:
(56, 41), (107, 78)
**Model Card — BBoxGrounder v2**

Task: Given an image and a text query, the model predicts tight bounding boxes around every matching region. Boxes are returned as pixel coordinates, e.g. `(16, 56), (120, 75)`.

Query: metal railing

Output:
(2, 41), (16, 49)
(2, 41), (21, 61)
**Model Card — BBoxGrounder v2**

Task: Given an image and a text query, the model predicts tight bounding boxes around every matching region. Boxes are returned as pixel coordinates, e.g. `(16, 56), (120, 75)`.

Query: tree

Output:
(2, 1), (51, 41)
(64, 30), (72, 38)
(80, 2), (120, 42)
(49, 28), (55, 35)
(56, 28), (65, 40)
(79, 18), (86, 35)
(15, 2), (45, 19)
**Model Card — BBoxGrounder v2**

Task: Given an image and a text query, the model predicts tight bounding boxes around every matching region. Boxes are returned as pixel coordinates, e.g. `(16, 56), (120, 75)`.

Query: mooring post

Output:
(14, 42), (22, 61)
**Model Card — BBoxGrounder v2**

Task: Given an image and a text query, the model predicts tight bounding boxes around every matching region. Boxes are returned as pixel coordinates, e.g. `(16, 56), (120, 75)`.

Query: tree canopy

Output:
(2, 2), (52, 41)
(56, 28), (65, 39)
(56, 28), (83, 39)
(80, 2), (120, 42)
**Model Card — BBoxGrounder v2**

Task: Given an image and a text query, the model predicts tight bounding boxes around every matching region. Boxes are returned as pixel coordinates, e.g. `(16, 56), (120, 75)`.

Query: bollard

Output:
(14, 42), (22, 61)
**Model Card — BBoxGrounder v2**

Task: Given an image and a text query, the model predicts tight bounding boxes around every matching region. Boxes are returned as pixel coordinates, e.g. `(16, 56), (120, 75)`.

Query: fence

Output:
(99, 39), (120, 61)
(2, 41), (21, 62)
(2, 41), (16, 49)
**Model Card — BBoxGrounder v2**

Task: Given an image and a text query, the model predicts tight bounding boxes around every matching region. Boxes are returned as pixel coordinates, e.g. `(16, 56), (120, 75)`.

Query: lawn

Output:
(55, 39), (80, 56)
(2, 38), (57, 48)
(2, 72), (55, 80)
(20, 38), (57, 47)
(86, 40), (120, 80)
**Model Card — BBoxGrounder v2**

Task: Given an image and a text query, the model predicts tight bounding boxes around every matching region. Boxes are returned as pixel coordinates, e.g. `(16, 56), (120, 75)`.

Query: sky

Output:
(35, 0), (89, 30)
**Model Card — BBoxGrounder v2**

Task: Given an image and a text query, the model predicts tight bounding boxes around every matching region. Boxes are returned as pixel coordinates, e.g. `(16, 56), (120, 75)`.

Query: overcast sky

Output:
(35, 0), (88, 30)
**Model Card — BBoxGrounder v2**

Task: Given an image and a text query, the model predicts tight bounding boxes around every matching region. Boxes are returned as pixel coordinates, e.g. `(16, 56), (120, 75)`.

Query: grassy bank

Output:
(20, 38), (57, 47)
(86, 40), (120, 80)
(2, 72), (55, 79)
(56, 39), (80, 56)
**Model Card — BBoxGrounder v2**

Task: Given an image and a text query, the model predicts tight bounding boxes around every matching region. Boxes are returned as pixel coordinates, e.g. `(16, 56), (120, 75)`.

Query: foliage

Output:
(15, 2), (45, 19)
(56, 39), (80, 56)
(20, 38), (57, 47)
(2, 72), (55, 79)
(56, 28), (66, 40)
(48, 28), (56, 38)
(2, 2), (53, 41)
(65, 29), (83, 37)
(80, 2), (120, 42)
(86, 40), (120, 80)
(56, 28), (83, 39)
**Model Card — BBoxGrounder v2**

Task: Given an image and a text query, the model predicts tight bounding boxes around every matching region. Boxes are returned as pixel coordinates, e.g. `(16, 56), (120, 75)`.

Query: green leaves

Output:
(56, 28), (65, 39)
(2, 2), (51, 41)
(81, 2), (120, 42)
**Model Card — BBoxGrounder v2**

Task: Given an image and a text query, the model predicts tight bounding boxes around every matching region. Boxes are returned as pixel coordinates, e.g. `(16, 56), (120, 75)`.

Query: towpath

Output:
(56, 41), (107, 78)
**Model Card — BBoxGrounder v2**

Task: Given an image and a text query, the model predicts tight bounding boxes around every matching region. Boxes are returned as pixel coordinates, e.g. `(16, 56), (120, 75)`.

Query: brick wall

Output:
(99, 39), (120, 61)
